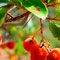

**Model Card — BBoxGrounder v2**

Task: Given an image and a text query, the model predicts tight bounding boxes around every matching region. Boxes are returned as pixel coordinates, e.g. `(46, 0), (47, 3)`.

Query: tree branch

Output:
(23, 14), (33, 28)
(5, 11), (30, 22)
(46, 17), (60, 21)
(40, 19), (44, 43)
(7, 6), (20, 18)
(4, 21), (24, 26)
(47, 2), (60, 7)
(30, 28), (50, 48)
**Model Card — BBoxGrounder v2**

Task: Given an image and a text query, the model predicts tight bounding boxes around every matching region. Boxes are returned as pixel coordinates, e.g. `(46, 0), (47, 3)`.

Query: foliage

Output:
(49, 21), (60, 40)
(0, 0), (60, 60)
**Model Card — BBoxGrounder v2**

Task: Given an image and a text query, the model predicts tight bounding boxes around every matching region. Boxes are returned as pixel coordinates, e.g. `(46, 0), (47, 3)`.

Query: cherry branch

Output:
(30, 28), (50, 47)
(7, 13), (15, 18)
(23, 14), (33, 28)
(40, 19), (44, 44)
(4, 21), (23, 26)
(47, 2), (60, 7)
(6, 6), (20, 19)
(4, 16), (28, 26)
(5, 11), (30, 22)
(42, 0), (48, 3)
(46, 17), (60, 21)
(31, 28), (41, 39)
(39, 19), (50, 47)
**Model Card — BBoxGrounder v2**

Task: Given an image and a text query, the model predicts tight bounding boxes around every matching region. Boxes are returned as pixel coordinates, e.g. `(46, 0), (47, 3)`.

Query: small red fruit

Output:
(47, 49), (60, 60)
(31, 46), (48, 60)
(23, 37), (49, 60)
(23, 38), (38, 51)
(1, 43), (7, 48)
(0, 34), (2, 41)
(7, 40), (15, 49)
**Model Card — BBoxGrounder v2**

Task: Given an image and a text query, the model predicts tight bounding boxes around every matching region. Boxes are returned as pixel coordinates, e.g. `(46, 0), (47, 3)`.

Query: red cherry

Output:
(1, 43), (7, 48)
(31, 46), (48, 60)
(0, 34), (2, 41)
(23, 38), (38, 51)
(7, 40), (15, 49)
(47, 49), (60, 60)
(23, 38), (48, 60)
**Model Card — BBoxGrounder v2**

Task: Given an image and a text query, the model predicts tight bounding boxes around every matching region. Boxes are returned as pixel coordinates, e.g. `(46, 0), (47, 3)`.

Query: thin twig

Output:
(40, 19), (43, 41)
(4, 14), (31, 26)
(4, 21), (24, 26)
(40, 19), (44, 46)
(5, 11), (30, 22)
(4, 17), (28, 26)
(7, 13), (15, 18)
(23, 14), (33, 28)
(47, 2), (60, 7)
(31, 28), (41, 39)
(7, 6), (19, 18)
(30, 28), (50, 47)
(46, 17), (60, 21)
(42, 0), (48, 3)
(43, 37), (50, 48)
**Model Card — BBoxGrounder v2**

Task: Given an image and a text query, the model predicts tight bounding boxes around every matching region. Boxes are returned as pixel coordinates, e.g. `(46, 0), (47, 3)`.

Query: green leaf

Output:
(19, 0), (48, 20)
(0, 7), (9, 27)
(54, 21), (60, 27)
(55, 6), (60, 18)
(0, 0), (9, 2)
(48, 0), (55, 3)
(10, 0), (21, 7)
(49, 21), (60, 40)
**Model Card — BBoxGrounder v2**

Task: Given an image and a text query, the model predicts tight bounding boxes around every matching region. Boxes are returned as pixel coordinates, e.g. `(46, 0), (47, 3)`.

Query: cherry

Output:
(31, 46), (48, 60)
(7, 40), (15, 49)
(0, 34), (2, 41)
(1, 43), (7, 48)
(23, 37), (49, 60)
(23, 37), (38, 51)
(47, 49), (60, 60)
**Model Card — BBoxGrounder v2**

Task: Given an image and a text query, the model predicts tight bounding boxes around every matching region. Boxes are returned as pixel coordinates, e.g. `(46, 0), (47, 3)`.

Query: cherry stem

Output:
(46, 17), (60, 21)
(47, 2), (60, 7)
(31, 28), (41, 39)
(40, 19), (44, 45)
(30, 25), (50, 48)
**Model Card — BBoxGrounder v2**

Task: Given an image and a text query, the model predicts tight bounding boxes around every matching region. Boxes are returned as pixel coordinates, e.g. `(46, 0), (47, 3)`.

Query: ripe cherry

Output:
(1, 43), (7, 48)
(47, 49), (60, 60)
(23, 38), (49, 60)
(0, 34), (2, 41)
(23, 37), (38, 51)
(7, 40), (15, 49)
(31, 46), (48, 60)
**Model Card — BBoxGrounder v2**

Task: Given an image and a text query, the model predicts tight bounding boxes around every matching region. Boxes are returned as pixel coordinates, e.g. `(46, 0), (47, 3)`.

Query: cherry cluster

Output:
(0, 34), (15, 50)
(23, 37), (60, 60)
